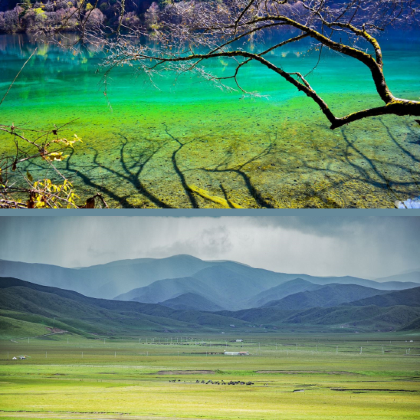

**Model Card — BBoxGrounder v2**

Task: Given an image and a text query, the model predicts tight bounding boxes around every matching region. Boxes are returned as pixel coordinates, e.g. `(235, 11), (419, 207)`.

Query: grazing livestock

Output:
(172, 378), (254, 386)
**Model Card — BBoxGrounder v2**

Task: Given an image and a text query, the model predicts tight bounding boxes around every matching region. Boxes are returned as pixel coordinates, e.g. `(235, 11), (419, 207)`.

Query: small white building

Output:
(236, 339), (243, 342)
(224, 351), (249, 356)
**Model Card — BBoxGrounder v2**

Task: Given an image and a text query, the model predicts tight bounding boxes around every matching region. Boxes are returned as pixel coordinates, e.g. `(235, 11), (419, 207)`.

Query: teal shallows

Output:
(0, 34), (419, 208)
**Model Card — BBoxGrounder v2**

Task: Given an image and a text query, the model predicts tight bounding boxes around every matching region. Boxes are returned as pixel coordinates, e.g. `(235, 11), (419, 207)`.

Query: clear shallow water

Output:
(0, 34), (419, 208)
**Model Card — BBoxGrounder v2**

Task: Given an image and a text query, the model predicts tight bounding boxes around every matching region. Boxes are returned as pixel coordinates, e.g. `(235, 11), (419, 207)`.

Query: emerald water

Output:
(1, 33), (419, 208)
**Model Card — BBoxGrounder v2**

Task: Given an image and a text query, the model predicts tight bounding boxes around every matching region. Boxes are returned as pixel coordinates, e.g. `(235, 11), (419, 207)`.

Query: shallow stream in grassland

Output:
(0, 33), (419, 208)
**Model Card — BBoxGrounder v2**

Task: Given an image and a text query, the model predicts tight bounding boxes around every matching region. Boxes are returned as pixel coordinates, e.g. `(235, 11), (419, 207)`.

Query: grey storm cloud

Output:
(151, 226), (233, 258)
(0, 216), (418, 279)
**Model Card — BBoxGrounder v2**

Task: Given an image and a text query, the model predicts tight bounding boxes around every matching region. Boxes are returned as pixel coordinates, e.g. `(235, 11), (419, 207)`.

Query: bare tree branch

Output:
(102, 0), (419, 129)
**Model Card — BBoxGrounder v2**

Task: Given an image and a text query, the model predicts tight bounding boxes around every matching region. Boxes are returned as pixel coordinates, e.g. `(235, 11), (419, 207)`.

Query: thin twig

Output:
(0, 48), (38, 107)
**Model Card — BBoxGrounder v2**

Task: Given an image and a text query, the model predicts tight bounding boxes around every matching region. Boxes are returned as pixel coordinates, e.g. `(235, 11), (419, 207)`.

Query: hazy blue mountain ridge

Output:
(247, 278), (321, 308)
(115, 263), (419, 311)
(0, 255), (214, 299)
(264, 284), (392, 310)
(1, 256), (419, 311)
(1, 278), (419, 335)
(285, 305), (420, 329)
(0, 277), (249, 334)
(159, 293), (224, 312)
(373, 271), (420, 285)
(348, 286), (420, 307)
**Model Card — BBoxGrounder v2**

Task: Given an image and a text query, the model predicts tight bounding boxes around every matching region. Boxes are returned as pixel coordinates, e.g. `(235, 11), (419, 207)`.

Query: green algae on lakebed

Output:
(0, 34), (419, 208)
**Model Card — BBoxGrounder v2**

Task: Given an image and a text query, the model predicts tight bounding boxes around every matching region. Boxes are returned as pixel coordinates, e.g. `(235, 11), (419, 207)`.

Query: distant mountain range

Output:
(348, 286), (420, 308)
(246, 279), (321, 308)
(0, 255), (215, 299)
(374, 270), (420, 284)
(159, 293), (224, 312)
(1, 256), (419, 312)
(0, 277), (248, 337)
(0, 277), (419, 338)
(263, 284), (391, 310)
(114, 262), (419, 311)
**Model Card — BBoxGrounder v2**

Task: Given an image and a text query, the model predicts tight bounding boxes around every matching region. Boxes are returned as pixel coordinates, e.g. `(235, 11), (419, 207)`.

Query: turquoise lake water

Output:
(0, 33), (419, 208)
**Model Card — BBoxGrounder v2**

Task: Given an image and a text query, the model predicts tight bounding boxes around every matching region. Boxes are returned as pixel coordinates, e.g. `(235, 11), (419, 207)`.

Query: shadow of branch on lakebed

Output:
(50, 118), (420, 208)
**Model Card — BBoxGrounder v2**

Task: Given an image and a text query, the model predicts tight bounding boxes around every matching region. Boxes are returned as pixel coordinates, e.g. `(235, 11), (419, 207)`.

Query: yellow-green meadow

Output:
(1, 333), (419, 420)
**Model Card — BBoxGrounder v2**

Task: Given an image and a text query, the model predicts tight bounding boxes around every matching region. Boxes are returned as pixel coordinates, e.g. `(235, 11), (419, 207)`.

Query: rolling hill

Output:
(2, 256), (419, 308)
(1, 277), (419, 337)
(349, 286), (420, 307)
(375, 270), (420, 284)
(263, 284), (391, 310)
(246, 279), (322, 308)
(115, 265), (285, 310)
(0, 255), (215, 299)
(285, 305), (420, 330)
(160, 293), (224, 312)
(216, 307), (298, 325)
(401, 317), (420, 331)
(114, 266), (420, 311)
(0, 277), (249, 338)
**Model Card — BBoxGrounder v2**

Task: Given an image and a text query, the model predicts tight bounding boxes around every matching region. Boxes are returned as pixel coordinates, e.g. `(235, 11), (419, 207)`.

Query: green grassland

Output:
(0, 332), (419, 420)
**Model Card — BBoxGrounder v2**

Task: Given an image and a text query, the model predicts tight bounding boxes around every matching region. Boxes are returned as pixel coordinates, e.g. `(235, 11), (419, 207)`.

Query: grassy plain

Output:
(0, 333), (419, 420)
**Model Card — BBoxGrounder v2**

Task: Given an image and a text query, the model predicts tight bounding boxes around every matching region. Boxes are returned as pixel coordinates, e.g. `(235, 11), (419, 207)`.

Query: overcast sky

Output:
(0, 216), (418, 279)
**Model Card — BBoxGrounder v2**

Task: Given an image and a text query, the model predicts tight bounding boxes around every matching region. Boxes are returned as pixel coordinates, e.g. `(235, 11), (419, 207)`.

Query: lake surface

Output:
(1, 33), (419, 208)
